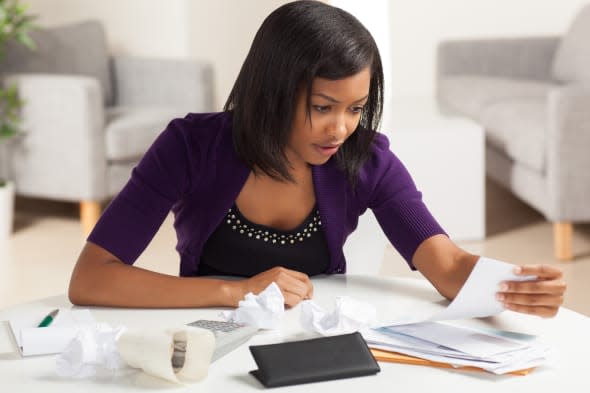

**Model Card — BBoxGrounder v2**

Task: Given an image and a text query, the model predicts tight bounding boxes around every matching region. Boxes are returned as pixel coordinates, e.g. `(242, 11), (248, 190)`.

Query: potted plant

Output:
(0, 0), (36, 240)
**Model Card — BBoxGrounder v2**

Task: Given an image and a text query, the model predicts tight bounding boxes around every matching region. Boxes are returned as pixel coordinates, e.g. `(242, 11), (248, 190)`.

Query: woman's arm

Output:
(411, 234), (478, 301)
(68, 242), (313, 308)
(412, 235), (566, 317)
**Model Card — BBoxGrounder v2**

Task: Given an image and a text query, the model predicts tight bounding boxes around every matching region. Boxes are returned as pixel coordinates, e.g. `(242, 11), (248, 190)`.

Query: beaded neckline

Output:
(224, 204), (322, 245)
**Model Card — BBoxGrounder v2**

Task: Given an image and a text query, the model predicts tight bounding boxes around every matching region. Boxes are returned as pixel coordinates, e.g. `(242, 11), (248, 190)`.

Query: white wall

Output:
(25, 0), (190, 58)
(25, 0), (589, 107)
(185, 0), (290, 109)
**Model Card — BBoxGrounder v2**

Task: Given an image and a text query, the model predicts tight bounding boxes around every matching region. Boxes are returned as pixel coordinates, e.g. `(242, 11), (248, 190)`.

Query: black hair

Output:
(224, 0), (384, 185)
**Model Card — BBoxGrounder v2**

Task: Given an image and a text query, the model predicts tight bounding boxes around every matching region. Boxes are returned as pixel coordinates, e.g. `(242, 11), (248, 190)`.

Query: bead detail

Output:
(224, 205), (322, 246)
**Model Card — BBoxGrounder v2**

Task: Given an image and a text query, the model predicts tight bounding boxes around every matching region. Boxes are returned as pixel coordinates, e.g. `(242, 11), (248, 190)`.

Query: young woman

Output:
(69, 1), (565, 317)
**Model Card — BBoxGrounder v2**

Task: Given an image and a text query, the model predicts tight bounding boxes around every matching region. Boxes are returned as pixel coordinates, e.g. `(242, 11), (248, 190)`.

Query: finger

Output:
(504, 303), (559, 318)
(283, 291), (304, 308)
(497, 293), (564, 308)
(500, 280), (566, 295)
(280, 268), (313, 297)
(281, 268), (313, 286)
(514, 264), (563, 279)
(276, 273), (309, 299)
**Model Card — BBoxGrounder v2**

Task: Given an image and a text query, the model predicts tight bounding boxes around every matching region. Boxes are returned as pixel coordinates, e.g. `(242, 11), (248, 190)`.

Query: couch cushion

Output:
(480, 98), (547, 173)
(438, 76), (555, 121)
(105, 107), (187, 162)
(552, 4), (590, 85)
(1, 20), (114, 105)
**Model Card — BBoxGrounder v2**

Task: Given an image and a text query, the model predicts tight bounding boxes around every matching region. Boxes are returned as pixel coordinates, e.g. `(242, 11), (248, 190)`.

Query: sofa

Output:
(436, 4), (590, 260)
(0, 20), (213, 234)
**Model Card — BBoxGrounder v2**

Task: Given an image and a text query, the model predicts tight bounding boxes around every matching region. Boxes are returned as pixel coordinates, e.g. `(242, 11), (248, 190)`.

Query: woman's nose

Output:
(327, 113), (348, 140)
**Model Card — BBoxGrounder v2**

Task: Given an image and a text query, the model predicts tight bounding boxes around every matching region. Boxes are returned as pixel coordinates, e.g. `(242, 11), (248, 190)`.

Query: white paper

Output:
(428, 257), (537, 321)
(8, 309), (96, 356)
(363, 322), (550, 374)
(362, 257), (548, 374)
(55, 323), (126, 378)
(367, 340), (549, 374)
(221, 282), (285, 329)
(386, 322), (527, 358)
(300, 297), (377, 336)
(386, 257), (537, 326)
(56, 325), (215, 384)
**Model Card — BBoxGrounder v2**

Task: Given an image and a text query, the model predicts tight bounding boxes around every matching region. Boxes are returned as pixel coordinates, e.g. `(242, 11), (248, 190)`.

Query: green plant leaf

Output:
(0, 0), (37, 139)
(16, 31), (35, 49)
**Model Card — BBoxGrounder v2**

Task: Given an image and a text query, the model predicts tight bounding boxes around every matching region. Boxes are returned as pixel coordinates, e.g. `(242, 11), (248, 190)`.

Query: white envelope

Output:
(8, 309), (95, 356)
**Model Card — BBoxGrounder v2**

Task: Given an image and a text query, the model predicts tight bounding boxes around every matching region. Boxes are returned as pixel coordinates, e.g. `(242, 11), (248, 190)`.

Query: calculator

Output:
(187, 319), (259, 362)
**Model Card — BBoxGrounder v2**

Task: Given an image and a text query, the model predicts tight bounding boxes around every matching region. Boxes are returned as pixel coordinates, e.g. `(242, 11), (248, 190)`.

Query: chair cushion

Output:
(480, 98), (547, 173)
(1, 20), (114, 105)
(105, 107), (187, 162)
(438, 76), (554, 121)
(552, 4), (590, 85)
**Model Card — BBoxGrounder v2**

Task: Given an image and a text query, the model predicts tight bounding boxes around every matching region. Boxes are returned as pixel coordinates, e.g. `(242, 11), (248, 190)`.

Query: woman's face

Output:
(286, 66), (371, 171)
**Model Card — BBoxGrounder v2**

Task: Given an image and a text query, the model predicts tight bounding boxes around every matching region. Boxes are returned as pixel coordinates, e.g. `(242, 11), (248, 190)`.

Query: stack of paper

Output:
(362, 322), (549, 374)
(360, 257), (550, 375)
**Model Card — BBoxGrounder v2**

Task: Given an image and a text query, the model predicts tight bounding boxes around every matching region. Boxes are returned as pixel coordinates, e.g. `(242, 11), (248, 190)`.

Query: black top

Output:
(198, 203), (330, 277)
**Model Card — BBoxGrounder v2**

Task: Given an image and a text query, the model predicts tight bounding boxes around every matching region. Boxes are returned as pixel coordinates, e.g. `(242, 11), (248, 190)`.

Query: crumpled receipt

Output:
(221, 282), (285, 329)
(301, 297), (377, 336)
(56, 323), (215, 384)
(55, 323), (125, 378)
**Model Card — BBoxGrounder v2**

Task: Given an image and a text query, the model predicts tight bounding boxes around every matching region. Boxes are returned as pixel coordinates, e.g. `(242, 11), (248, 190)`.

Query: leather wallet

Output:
(249, 332), (380, 388)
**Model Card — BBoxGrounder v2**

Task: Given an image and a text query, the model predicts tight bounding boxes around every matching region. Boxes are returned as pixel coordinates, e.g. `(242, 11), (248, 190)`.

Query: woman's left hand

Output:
(496, 264), (566, 318)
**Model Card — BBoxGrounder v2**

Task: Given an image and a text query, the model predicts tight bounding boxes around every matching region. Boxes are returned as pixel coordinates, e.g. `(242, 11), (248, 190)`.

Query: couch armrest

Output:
(437, 36), (561, 82)
(4, 73), (108, 201)
(111, 55), (214, 111)
(546, 86), (590, 221)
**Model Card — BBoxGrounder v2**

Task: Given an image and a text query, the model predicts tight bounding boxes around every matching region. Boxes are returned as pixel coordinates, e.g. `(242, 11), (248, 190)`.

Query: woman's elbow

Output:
(68, 281), (85, 305)
(68, 269), (93, 306)
(68, 242), (117, 306)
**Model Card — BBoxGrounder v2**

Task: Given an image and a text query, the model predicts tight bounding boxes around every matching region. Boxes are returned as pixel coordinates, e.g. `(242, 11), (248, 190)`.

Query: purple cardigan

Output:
(89, 112), (445, 276)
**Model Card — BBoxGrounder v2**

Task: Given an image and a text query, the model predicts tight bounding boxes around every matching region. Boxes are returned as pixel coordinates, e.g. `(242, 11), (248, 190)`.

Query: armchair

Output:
(436, 5), (590, 260)
(0, 20), (213, 234)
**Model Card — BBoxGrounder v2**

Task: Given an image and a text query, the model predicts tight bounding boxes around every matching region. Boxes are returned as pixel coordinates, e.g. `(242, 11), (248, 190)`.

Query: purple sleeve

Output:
(87, 117), (194, 264)
(366, 133), (447, 269)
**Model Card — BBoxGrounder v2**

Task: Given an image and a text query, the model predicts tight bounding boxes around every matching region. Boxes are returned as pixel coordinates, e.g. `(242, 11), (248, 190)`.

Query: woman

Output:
(69, 1), (565, 317)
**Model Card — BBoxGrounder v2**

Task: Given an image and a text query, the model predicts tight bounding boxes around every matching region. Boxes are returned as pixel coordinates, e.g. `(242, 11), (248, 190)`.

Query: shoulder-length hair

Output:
(224, 0), (384, 185)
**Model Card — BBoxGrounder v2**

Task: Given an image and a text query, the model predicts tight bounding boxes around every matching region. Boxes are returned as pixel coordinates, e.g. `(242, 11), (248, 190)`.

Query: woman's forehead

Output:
(310, 67), (371, 102)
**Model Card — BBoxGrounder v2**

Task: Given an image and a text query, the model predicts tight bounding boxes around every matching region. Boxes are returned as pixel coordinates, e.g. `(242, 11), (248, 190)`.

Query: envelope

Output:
(8, 309), (95, 356)
(370, 348), (534, 376)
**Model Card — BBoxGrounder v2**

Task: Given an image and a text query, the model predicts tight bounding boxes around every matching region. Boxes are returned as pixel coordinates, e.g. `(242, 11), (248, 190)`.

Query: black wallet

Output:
(249, 332), (380, 388)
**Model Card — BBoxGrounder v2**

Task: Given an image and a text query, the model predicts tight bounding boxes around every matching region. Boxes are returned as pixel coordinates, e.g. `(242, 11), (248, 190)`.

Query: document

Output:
(362, 322), (549, 374)
(8, 309), (95, 356)
(361, 258), (546, 375)
(428, 257), (536, 321)
(389, 257), (536, 325)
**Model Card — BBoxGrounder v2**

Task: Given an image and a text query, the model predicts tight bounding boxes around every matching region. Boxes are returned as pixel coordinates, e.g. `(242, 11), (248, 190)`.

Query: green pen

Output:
(38, 309), (59, 328)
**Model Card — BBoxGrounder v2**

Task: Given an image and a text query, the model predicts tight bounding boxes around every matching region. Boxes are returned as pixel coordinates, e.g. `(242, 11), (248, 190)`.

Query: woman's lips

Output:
(314, 144), (341, 156)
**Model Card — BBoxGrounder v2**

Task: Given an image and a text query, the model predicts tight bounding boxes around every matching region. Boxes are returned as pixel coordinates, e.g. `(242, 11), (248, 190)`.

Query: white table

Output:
(1, 275), (588, 392)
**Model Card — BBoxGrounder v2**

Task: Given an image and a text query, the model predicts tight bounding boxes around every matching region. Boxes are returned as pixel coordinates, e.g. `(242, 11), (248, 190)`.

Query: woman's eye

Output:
(313, 105), (330, 113)
(350, 106), (364, 114)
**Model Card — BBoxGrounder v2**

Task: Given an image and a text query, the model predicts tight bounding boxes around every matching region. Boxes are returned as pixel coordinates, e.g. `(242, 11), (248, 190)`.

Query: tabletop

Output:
(1, 274), (589, 392)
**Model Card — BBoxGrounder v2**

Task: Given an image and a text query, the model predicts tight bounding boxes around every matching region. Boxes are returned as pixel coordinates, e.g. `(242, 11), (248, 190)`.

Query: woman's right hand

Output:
(239, 266), (313, 307)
